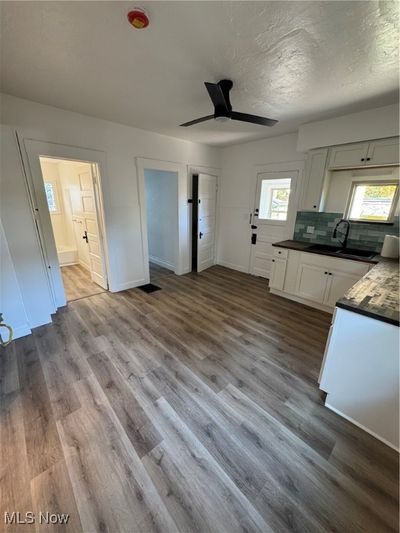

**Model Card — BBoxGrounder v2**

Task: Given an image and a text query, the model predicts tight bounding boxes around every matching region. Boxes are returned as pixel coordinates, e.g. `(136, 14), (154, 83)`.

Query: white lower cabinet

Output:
(319, 307), (399, 450)
(270, 247), (370, 312)
(295, 263), (328, 303)
(269, 258), (287, 290)
(323, 269), (362, 308)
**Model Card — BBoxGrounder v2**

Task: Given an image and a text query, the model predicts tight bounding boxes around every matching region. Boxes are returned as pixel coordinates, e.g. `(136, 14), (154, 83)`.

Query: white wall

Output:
(0, 93), (220, 330)
(0, 218), (30, 339)
(297, 104), (399, 152)
(217, 133), (306, 272)
(144, 169), (178, 270)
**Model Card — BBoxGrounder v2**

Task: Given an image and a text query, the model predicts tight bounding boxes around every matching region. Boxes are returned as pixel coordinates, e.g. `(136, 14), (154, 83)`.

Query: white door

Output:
(197, 173), (217, 272)
(250, 171), (298, 278)
(79, 166), (107, 288)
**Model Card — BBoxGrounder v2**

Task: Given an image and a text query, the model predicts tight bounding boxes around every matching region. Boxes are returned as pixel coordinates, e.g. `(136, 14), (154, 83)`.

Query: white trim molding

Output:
(136, 157), (189, 278)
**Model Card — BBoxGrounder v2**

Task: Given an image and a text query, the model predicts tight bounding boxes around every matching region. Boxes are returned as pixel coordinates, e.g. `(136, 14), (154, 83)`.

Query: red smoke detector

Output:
(127, 8), (149, 29)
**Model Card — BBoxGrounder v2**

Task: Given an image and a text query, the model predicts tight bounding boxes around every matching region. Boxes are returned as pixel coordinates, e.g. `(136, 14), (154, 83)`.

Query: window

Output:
(259, 178), (291, 221)
(44, 182), (60, 213)
(346, 181), (399, 223)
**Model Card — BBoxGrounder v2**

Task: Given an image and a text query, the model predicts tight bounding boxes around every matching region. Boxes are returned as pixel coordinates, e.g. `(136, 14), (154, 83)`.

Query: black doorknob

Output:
(199, 232), (203, 239)
(83, 230), (88, 243)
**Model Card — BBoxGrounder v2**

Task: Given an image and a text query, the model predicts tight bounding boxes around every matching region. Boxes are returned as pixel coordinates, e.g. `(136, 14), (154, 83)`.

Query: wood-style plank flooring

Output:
(61, 264), (106, 302)
(149, 262), (174, 283)
(1, 266), (398, 532)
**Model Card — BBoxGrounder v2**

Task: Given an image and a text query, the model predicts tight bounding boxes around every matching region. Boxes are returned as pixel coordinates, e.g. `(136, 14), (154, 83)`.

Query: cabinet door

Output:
(300, 148), (329, 211)
(269, 258), (287, 291)
(328, 143), (369, 168)
(323, 270), (361, 308)
(366, 137), (399, 166)
(295, 263), (328, 303)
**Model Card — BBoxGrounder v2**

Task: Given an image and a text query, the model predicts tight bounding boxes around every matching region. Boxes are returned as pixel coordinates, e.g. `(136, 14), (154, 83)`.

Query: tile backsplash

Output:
(294, 211), (399, 253)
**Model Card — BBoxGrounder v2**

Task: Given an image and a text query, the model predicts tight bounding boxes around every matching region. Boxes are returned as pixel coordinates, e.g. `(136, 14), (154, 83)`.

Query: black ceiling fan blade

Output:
(180, 114), (214, 127)
(204, 82), (229, 113)
(231, 111), (278, 127)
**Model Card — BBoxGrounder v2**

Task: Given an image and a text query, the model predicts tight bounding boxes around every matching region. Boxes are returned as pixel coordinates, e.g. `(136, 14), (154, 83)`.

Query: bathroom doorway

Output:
(39, 157), (108, 302)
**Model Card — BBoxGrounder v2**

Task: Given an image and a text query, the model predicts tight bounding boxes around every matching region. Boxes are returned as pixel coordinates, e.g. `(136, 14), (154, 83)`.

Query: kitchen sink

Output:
(307, 243), (376, 260)
(308, 244), (342, 253)
(336, 248), (376, 259)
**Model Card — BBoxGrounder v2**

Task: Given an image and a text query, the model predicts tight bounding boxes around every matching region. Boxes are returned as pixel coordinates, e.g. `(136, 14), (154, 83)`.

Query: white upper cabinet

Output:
(300, 137), (399, 212)
(328, 137), (399, 169)
(300, 148), (329, 211)
(328, 142), (369, 168)
(365, 137), (399, 166)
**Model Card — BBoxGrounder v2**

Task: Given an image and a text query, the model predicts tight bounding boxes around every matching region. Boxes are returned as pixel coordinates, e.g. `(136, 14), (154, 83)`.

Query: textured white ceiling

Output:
(1, 1), (399, 146)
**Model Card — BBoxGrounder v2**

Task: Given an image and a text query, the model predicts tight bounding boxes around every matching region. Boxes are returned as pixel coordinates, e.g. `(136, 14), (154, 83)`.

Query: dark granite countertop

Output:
(272, 240), (379, 264)
(336, 259), (399, 326)
(273, 240), (399, 326)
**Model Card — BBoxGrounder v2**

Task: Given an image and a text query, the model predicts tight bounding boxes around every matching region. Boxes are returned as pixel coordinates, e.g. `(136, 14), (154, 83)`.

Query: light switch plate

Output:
(306, 226), (315, 234)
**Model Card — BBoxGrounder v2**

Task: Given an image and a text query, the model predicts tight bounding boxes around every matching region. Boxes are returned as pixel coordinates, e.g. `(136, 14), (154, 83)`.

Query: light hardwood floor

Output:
(1, 266), (398, 532)
(61, 264), (106, 302)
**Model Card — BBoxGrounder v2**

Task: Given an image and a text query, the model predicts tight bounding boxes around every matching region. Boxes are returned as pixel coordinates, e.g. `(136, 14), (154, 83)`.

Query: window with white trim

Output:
(345, 181), (399, 223)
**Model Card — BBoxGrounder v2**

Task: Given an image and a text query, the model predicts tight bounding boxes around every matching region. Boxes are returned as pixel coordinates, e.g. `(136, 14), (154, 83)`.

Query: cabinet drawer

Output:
(273, 247), (288, 259)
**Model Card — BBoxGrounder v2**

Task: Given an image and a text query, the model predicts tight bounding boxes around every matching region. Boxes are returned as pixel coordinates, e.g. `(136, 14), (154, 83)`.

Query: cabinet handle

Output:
(324, 271), (328, 274)
(328, 272), (332, 276)
(366, 157), (371, 161)
(272, 259), (275, 263)
(361, 158), (365, 161)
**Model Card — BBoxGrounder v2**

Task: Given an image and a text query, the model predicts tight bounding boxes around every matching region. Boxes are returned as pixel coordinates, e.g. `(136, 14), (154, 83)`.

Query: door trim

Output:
(136, 157), (188, 279)
(21, 138), (111, 309)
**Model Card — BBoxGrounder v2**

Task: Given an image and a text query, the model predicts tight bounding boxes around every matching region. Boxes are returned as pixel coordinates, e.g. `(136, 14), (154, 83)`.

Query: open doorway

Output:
(144, 168), (178, 283)
(39, 157), (108, 302)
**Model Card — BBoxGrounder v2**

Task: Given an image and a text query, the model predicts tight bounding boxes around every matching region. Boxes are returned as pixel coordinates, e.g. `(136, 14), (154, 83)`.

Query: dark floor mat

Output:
(138, 283), (161, 294)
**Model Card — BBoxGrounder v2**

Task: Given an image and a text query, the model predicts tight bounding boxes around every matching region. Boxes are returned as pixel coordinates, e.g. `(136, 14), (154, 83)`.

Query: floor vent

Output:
(138, 283), (161, 294)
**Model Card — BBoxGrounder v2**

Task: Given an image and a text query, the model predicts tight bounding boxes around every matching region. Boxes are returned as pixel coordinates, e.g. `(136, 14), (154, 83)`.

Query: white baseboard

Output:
(59, 261), (79, 267)
(325, 402), (399, 452)
(149, 255), (174, 270)
(110, 278), (149, 292)
(79, 260), (90, 272)
(216, 261), (249, 273)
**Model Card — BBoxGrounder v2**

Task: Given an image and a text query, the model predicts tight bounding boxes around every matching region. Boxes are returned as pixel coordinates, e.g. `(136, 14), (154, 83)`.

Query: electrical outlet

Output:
(306, 226), (315, 234)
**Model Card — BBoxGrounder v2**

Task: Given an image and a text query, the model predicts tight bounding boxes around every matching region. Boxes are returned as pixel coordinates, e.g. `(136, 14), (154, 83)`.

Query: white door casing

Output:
(22, 139), (110, 308)
(197, 173), (217, 272)
(250, 167), (300, 278)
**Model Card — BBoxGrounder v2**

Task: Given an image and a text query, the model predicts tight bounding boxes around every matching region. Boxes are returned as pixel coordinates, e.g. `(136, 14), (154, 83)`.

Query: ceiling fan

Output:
(180, 79), (278, 128)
